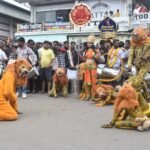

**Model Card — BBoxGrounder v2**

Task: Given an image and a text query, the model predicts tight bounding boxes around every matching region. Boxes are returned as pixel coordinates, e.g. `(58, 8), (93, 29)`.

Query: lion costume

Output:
(128, 27), (150, 79)
(92, 84), (116, 107)
(126, 76), (150, 116)
(49, 68), (68, 97)
(0, 59), (31, 121)
(102, 83), (150, 131)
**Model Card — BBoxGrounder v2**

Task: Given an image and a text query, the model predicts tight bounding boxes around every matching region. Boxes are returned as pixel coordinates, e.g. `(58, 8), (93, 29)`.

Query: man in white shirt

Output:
(0, 42), (8, 70)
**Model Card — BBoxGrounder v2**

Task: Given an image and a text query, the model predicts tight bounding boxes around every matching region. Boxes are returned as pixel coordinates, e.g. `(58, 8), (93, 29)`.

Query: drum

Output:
(97, 64), (120, 79)
(27, 66), (39, 79)
(124, 64), (137, 76)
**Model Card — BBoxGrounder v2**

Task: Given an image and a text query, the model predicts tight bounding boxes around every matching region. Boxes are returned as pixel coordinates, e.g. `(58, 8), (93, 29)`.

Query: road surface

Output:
(0, 94), (149, 150)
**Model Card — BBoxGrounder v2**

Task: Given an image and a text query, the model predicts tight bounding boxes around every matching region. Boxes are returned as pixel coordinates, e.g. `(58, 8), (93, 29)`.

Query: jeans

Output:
(17, 86), (26, 94)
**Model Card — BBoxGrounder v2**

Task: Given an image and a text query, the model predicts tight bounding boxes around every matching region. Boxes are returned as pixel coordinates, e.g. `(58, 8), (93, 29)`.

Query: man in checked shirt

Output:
(16, 37), (37, 98)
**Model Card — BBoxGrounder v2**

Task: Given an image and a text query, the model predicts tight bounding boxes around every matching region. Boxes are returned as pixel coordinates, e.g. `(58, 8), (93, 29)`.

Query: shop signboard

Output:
(131, 13), (150, 27)
(17, 23), (42, 32)
(44, 22), (71, 31)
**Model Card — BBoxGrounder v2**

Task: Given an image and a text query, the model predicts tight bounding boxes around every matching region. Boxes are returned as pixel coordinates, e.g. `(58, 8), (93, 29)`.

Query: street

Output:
(0, 94), (149, 150)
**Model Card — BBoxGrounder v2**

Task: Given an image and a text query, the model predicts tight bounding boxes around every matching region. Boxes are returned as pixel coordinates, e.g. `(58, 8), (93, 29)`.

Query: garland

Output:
(107, 47), (120, 68)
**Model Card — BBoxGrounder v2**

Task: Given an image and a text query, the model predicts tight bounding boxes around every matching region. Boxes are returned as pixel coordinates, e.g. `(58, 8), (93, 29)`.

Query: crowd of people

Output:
(0, 27), (150, 131)
(0, 35), (145, 99)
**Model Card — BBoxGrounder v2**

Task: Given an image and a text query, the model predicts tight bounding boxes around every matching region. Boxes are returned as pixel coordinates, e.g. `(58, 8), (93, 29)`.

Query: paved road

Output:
(0, 94), (149, 150)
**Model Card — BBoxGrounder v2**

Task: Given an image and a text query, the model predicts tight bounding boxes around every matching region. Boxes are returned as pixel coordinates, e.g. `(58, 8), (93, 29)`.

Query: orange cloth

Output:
(0, 59), (31, 121)
(16, 76), (28, 87)
(0, 71), (18, 121)
(84, 49), (97, 98)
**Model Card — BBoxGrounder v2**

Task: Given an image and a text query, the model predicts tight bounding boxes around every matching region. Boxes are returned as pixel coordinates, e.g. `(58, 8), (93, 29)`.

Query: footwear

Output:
(84, 97), (91, 101)
(22, 93), (27, 98)
(39, 91), (45, 94)
(16, 91), (21, 97)
(32, 90), (36, 94)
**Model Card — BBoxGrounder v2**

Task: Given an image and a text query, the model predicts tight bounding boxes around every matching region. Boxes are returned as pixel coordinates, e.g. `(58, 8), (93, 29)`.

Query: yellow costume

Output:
(102, 83), (150, 131)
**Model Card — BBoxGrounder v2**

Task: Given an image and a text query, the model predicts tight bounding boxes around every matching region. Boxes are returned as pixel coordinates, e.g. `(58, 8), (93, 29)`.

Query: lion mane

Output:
(131, 27), (150, 47)
(114, 83), (139, 113)
(49, 68), (68, 97)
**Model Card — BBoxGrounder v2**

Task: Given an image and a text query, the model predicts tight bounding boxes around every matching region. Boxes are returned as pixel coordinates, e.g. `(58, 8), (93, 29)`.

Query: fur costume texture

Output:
(114, 83), (139, 113)
(135, 116), (150, 132)
(128, 27), (150, 78)
(102, 83), (150, 131)
(92, 84), (116, 107)
(49, 68), (68, 97)
(0, 59), (31, 121)
(126, 76), (150, 116)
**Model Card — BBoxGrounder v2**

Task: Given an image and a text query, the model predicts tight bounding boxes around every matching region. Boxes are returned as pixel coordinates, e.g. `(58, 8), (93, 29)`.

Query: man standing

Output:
(107, 39), (124, 70)
(16, 37), (37, 98)
(39, 41), (55, 94)
(66, 41), (78, 69)
(107, 39), (124, 86)
(0, 41), (7, 78)
(123, 40), (130, 64)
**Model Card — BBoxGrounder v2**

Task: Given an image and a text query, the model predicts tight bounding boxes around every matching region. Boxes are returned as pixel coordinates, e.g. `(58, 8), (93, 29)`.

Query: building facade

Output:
(0, 0), (30, 40)
(15, 0), (150, 43)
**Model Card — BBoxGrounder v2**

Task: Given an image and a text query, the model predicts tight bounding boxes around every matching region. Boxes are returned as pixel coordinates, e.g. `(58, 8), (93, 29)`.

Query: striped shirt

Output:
(57, 51), (66, 68)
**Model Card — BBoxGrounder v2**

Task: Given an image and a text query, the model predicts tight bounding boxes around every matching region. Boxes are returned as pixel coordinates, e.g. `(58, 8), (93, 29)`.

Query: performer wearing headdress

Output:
(82, 35), (100, 101)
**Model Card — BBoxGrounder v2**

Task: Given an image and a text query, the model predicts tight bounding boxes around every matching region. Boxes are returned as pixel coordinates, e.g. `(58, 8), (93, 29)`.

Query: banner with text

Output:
(17, 23), (42, 32)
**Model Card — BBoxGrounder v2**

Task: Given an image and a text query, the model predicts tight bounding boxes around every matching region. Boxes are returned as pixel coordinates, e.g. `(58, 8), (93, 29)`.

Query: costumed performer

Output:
(82, 34), (100, 101)
(0, 58), (31, 121)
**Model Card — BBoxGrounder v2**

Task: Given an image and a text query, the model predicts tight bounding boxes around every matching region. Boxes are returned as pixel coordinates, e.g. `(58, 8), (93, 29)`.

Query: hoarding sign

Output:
(98, 17), (117, 39)
(17, 23), (42, 32)
(44, 22), (71, 31)
(131, 13), (150, 25)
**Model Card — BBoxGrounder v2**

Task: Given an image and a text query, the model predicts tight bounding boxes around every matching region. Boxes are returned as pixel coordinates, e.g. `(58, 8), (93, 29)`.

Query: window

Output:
(56, 9), (71, 22)
(36, 9), (71, 23)
(36, 11), (56, 23)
